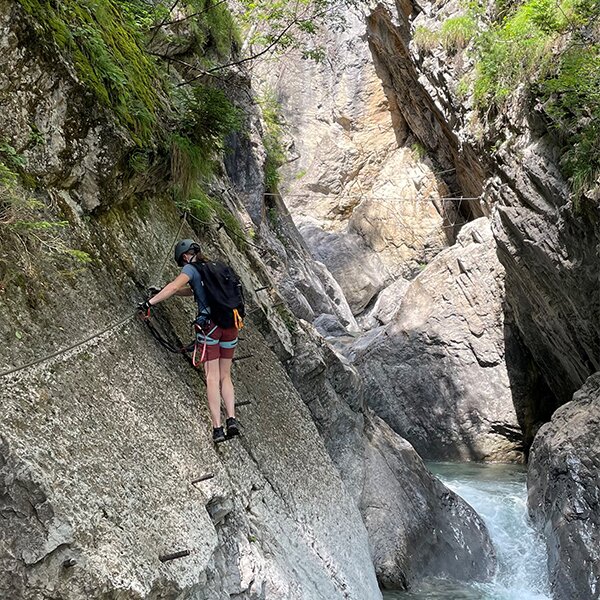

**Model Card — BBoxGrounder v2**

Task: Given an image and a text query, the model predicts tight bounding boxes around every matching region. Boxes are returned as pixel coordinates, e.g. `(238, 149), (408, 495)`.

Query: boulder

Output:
(528, 373), (600, 600)
(359, 277), (410, 330)
(300, 225), (388, 314)
(353, 218), (526, 462)
(362, 414), (496, 588)
(287, 322), (497, 590)
(313, 313), (349, 337)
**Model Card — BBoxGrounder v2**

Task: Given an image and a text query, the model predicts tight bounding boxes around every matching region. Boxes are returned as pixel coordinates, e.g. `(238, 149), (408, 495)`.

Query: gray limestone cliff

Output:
(265, 0), (600, 593)
(351, 218), (526, 463)
(363, 0), (599, 419)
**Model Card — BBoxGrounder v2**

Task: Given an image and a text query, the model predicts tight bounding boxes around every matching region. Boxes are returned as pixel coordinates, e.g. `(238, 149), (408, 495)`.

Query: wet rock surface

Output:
(528, 373), (600, 600)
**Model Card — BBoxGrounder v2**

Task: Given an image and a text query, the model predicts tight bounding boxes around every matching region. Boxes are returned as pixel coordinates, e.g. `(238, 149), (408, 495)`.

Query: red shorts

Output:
(195, 321), (238, 362)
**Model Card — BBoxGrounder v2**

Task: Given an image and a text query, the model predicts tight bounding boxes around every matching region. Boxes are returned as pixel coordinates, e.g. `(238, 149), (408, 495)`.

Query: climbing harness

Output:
(139, 312), (243, 368)
(191, 322), (217, 367)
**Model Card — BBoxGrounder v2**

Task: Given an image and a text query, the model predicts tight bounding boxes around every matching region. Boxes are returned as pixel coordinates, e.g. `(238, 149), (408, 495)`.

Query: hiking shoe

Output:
(226, 417), (240, 438)
(212, 427), (226, 443)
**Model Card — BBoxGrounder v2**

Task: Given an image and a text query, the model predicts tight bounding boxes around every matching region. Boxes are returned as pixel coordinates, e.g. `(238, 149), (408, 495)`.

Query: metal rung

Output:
(233, 354), (253, 362)
(159, 550), (190, 562)
(191, 473), (215, 484)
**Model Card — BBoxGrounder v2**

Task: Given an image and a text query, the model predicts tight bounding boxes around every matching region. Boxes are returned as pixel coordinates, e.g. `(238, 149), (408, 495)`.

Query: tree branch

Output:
(149, 0), (229, 29)
(177, 18), (298, 86)
(147, 0), (183, 46)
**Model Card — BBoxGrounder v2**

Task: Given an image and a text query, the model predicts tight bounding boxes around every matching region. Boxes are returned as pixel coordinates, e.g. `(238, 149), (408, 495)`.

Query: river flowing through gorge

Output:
(383, 463), (551, 600)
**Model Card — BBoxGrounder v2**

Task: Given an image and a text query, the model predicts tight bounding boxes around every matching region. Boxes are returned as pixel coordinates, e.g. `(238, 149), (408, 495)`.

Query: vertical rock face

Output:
(528, 373), (600, 600)
(365, 3), (487, 207)
(0, 1), (134, 211)
(352, 219), (525, 462)
(224, 115), (358, 330)
(490, 149), (600, 405)
(226, 87), (498, 589)
(0, 200), (381, 600)
(260, 10), (455, 315)
(362, 0), (600, 407)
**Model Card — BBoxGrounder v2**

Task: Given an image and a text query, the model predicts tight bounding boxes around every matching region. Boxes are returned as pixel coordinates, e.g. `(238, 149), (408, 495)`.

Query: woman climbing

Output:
(139, 239), (244, 443)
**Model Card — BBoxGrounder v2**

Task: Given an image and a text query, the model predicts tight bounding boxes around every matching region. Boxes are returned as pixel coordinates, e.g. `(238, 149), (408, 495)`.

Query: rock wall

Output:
(0, 2), (498, 597)
(528, 373), (600, 600)
(286, 323), (496, 589)
(0, 0), (136, 212)
(355, 0), (600, 586)
(364, 0), (599, 410)
(259, 9), (454, 315)
(351, 219), (526, 462)
(0, 196), (380, 600)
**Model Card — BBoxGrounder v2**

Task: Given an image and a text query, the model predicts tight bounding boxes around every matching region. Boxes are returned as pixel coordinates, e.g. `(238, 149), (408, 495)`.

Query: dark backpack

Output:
(193, 261), (245, 329)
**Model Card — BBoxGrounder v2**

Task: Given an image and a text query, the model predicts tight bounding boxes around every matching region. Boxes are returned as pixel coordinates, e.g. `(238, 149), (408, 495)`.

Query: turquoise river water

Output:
(383, 462), (551, 600)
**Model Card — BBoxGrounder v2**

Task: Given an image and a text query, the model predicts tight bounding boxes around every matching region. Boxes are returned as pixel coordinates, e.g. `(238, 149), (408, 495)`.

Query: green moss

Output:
(187, 188), (216, 225)
(0, 169), (91, 272)
(18, 0), (160, 145)
(411, 141), (427, 160)
(184, 187), (247, 251)
(275, 303), (297, 335)
(259, 89), (286, 190)
(191, 0), (241, 58)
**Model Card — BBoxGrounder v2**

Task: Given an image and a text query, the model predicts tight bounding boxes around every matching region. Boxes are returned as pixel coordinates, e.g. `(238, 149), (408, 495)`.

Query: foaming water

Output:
(383, 462), (551, 600)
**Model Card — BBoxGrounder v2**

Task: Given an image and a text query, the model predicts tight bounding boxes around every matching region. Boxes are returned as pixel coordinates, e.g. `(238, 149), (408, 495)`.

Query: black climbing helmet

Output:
(174, 239), (201, 267)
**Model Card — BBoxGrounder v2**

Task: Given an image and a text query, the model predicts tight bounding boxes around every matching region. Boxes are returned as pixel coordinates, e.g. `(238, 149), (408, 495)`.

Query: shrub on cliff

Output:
(472, 0), (600, 198)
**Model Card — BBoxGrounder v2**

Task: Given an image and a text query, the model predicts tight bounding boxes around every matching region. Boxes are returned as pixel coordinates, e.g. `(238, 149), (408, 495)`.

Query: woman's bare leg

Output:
(204, 359), (222, 427)
(219, 357), (235, 419)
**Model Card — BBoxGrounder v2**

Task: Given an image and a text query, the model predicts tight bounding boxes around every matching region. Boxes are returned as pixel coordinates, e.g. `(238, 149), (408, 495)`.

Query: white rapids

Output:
(383, 462), (551, 600)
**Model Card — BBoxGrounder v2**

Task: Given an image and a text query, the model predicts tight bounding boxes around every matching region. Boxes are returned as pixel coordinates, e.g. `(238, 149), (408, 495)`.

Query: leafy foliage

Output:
(0, 141), (27, 171)
(18, 0), (161, 145)
(470, 0), (600, 197)
(541, 43), (600, 197)
(0, 162), (91, 267)
(237, 0), (356, 61)
(259, 90), (286, 190)
(440, 15), (477, 51)
(170, 85), (241, 197)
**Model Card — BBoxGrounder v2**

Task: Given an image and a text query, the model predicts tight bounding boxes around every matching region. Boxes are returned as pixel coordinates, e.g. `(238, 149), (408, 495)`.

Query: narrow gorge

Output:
(0, 1), (598, 599)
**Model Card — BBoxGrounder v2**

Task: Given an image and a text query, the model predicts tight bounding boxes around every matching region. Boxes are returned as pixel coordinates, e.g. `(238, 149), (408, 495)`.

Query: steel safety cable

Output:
(0, 212), (190, 379)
